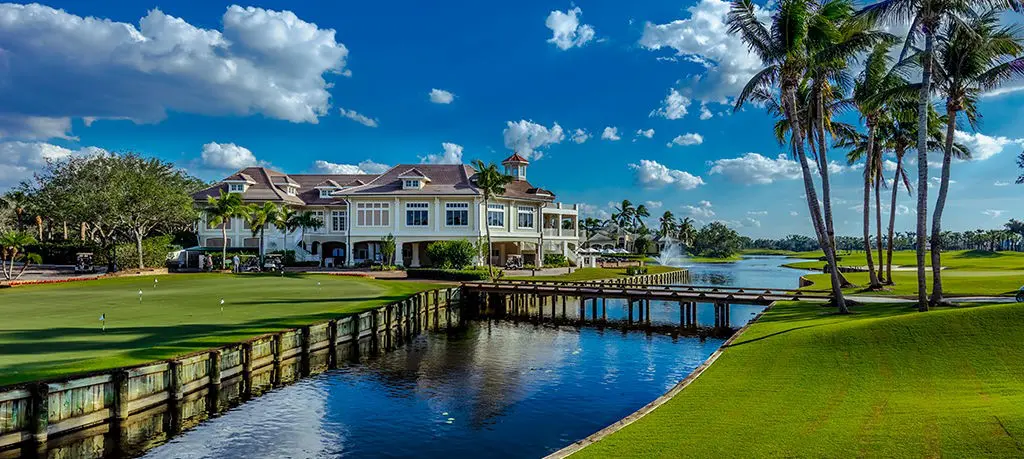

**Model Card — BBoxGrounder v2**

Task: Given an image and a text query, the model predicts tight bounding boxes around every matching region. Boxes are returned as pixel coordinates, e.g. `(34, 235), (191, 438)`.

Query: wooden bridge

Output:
(461, 277), (832, 331)
(462, 280), (832, 305)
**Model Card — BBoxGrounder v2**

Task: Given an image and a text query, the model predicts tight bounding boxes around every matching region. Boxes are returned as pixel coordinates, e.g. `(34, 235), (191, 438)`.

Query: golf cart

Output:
(1016, 286), (1024, 303)
(505, 255), (524, 270)
(263, 253), (285, 273)
(75, 252), (96, 274)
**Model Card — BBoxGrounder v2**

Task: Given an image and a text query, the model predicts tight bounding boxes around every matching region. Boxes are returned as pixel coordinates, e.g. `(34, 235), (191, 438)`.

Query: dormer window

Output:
(398, 168), (431, 190)
(228, 183), (246, 193)
(285, 186), (297, 196)
(320, 189), (333, 198)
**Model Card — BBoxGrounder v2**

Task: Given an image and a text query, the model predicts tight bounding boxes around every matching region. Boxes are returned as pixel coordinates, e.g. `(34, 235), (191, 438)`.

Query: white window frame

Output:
(310, 210), (325, 232)
(403, 179), (421, 189)
(517, 206), (535, 229)
(356, 202), (391, 227)
(330, 210), (346, 232)
(487, 203), (505, 228)
(445, 202), (470, 227)
(319, 189), (333, 198)
(228, 183), (245, 193)
(405, 202), (430, 227)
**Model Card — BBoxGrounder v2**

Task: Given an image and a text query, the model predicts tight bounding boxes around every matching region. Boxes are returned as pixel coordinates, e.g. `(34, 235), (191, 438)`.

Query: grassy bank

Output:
(782, 249), (1024, 271)
(801, 270), (1023, 297)
(0, 273), (440, 386)
(507, 265), (680, 282)
(684, 254), (743, 263)
(577, 301), (1024, 458)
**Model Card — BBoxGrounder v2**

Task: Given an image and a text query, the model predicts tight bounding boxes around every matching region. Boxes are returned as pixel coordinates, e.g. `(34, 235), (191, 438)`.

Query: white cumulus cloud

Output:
(545, 7), (596, 50)
(601, 127), (621, 141)
(571, 128), (591, 144)
(667, 133), (704, 147)
(636, 129), (656, 139)
(650, 89), (690, 120)
(311, 159), (390, 175)
(639, 0), (768, 109)
(420, 142), (464, 164)
(644, 200), (663, 209)
(953, 130), (1024, 161)
(682, 200), (715, 218)
(983, 209), (1005, 218)
(0, 3), (350, 132)
(699, 104), (713, 120)
(629, 159), (705, 190)
(503, 120), (565, 160)
(0, 141), (109, 189)
(429, 89), (455, 104)
(339, 108), (379, 128)
(201, 142), (261, 170)
(709, 153), (803, 184)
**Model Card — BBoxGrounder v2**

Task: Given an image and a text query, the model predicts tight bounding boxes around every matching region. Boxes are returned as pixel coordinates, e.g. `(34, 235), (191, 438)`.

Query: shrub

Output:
(543, 253), (570, 268)
(626, 266), (648, 276)
(406, 268), (491, 281)
(426, 240), (476, 269)
(105, 235), (178, 269)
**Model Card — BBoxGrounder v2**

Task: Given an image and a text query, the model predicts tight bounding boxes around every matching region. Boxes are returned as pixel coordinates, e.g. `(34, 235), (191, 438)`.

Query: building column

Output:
(411, 242), (421, 268)
(537, 239), (544, 268)
(345, 240), (354, 267)
(394, 241), (404, 267)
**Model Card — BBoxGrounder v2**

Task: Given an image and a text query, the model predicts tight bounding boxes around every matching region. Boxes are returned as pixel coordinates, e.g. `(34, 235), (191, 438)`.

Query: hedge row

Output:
(405, 268), (491, 281)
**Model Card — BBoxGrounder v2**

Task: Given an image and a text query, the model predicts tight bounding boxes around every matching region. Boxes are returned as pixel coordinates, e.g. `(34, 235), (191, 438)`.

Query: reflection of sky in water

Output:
(140, 256), (804, 458)
(143, 324), (722, 459)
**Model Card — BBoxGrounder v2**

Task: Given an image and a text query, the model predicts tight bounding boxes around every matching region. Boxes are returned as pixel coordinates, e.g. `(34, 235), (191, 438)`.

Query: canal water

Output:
(48, 257), (806, 459)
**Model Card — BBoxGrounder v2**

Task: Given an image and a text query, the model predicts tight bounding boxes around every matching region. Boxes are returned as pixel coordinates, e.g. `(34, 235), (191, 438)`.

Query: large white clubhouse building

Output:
(192, 154), (580, 268)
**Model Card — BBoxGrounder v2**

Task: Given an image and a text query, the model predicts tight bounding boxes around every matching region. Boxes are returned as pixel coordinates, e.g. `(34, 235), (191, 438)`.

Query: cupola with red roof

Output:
(502, 152), (529, 181)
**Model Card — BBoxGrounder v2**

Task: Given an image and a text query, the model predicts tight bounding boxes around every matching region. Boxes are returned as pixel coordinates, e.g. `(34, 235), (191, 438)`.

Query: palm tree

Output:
(678, 217), (697, 247)
(472, 160), (513, 279)
(0, 191), (29, 231)
(611, 200), (635, 249)
(927, 11), (1023, 305)
(658, 211), (677, 238)
(277, 205), (297, 258)
(729, 0), (849, 312)
(804, 0), (891, 280)
(839, 130), (884, 289)
(291, 211), (324, 255)
(580, 217), (604, 246)
(859, 0), (1023, 311)
(634, 204), (651, 230)
(243, 201), (281, 265)
(0, 230), (41, 281)
(204, 190), (244, 270)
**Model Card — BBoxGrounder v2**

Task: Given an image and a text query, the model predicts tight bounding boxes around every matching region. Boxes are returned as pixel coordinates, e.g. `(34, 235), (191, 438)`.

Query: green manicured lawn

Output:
(507, 265), (681, 282)
(802, 270), (1024, 297)
(740, 248), (800, 256)
(783, 249), (1024, 271)
(0, 273), (440, 386)
(578, 301), (1024, 458)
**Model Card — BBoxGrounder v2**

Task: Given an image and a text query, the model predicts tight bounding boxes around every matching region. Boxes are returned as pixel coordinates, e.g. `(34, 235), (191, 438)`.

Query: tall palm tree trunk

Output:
(874, 170), (884, 283)
(783, 84), (848, 313)
(885, 154), (904, 284)
(862, 125), (881, 288)
(915, 28), (935, 312)
(815, 98), (852, 288)
(221, 226), (228, 270)
(484, 196), (495, 279)
(930, 105), (957, 305)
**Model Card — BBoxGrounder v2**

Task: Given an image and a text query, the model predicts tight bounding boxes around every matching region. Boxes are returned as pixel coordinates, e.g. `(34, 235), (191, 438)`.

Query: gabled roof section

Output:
(397, 168), (431, 181)
(336, 164), (477, 196)
(314, 179), (342, 188)
(344, 179), (366, 187)
(502, 153), (529, 164)
(224, 172), (256, 183)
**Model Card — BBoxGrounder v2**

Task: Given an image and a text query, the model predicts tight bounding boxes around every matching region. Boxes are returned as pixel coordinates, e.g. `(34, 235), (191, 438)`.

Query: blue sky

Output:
(0, 0), (1021, 238)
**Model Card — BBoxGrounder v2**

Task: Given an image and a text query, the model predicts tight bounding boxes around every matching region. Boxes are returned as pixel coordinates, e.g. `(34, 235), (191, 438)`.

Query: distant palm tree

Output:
(472, 160), (513, 279)
(0, 230), (41, 281)
(1, 191), (29, 231)
(277, 205), (297, 258)
(658, 211), (677, 238)
(634, 204), (651, 230)
(204, 190), (245, 270)
(927, 11), (1023, 305)
(611, 200), (635, 249)
(678, 217), (697, 247)
(580, 217), (604, 246)
(290, 211), (324, 255)
(841, 130), (885, 289)
(243, 201), (282, 265)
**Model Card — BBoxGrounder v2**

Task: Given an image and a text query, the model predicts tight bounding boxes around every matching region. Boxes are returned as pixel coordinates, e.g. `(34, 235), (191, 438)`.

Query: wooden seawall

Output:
(0, 287), (462, 455)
